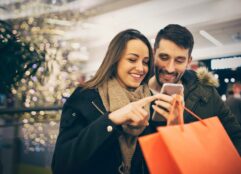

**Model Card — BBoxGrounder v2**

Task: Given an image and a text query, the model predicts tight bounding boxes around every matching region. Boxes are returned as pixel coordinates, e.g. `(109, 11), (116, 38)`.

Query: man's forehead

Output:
(159, 39), (187, 48)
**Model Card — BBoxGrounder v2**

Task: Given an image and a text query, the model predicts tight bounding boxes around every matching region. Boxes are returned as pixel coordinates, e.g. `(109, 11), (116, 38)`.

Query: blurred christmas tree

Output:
(2, 16), (86, 152)
(0, 20), (45, 94)
(10, 17), (84, 109)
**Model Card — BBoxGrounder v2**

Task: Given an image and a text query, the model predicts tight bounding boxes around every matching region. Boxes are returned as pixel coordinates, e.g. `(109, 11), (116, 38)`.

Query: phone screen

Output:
(152, 83), (184, 121)
(160, 83), (184, 95)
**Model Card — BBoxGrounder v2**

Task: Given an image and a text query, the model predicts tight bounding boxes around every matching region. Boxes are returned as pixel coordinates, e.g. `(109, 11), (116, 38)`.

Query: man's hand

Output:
(152, 93), (174, 120)
(152, 94), (184, 123)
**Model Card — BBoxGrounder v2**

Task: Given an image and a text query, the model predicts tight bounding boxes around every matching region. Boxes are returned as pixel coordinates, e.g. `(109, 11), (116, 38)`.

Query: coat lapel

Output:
(78, 89), (107, 123)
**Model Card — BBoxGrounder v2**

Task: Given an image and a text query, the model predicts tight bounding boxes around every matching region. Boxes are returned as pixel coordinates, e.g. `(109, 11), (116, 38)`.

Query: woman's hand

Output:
(108, 95), (157, 126)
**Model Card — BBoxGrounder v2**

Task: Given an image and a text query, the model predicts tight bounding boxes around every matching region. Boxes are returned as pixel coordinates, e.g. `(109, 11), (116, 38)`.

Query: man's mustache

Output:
(158, 69), (178, 76)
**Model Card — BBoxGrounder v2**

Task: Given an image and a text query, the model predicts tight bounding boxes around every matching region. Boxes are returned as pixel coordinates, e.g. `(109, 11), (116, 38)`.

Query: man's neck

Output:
(148, 76), (162, 94)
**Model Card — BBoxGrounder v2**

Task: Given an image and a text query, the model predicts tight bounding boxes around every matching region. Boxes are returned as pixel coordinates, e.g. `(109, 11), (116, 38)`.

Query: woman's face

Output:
(116, 39), (150, 89)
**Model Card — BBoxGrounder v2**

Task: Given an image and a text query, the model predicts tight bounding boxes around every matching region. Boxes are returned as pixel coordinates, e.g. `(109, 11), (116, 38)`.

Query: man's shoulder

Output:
(184, 67), (219, 88)
(184, 68), (221, 103)
(195, 67), (219, 87)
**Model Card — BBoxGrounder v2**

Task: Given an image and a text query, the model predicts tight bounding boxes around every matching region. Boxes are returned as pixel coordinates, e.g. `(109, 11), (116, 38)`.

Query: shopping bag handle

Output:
(168, 95), (207, 131)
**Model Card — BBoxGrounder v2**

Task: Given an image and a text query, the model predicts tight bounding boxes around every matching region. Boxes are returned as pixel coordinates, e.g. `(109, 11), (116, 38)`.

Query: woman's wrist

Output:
(108, 112), (119, 125)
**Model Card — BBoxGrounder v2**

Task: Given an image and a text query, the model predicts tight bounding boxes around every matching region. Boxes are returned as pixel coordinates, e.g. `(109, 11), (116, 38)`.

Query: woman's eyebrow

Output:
(127, 53), (139, 57)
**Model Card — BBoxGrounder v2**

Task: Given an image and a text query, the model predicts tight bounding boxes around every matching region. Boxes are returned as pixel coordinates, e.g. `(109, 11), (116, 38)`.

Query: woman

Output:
(51, 29), (169, 174)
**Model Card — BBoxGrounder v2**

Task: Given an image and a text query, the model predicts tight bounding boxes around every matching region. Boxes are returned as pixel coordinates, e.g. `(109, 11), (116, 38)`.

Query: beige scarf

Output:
(98, 78), (151, 174)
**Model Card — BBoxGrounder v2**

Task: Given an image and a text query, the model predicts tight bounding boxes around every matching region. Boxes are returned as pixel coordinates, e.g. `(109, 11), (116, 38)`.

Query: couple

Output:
(52, 24), (241, 174)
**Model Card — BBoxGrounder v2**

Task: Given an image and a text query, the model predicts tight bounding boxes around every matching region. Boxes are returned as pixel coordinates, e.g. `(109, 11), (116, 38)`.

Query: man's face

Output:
(154, 39), (192, 86)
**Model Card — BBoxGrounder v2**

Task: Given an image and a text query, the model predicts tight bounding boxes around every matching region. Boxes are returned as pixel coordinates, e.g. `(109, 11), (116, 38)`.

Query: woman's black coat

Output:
(52, 87), (156, 174)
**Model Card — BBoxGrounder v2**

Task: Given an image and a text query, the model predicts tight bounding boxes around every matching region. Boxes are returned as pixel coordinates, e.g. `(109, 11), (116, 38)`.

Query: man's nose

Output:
(165, 60), (175, 73)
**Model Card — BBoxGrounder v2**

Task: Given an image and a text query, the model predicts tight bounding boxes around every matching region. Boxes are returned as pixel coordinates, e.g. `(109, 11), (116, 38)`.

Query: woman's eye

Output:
(143, 60), (149, 65)
(128, 58), (136, 62)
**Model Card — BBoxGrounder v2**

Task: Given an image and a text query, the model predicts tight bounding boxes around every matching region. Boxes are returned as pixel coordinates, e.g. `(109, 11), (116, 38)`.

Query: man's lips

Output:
(159, 73), (176, 80)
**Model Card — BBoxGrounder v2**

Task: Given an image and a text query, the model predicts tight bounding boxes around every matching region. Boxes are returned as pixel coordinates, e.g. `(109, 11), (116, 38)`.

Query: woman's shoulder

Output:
(65, 86), (99, 105)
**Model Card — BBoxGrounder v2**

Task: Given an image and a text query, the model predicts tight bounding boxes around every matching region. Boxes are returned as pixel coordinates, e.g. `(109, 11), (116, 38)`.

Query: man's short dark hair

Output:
(154, 24), (194, 56)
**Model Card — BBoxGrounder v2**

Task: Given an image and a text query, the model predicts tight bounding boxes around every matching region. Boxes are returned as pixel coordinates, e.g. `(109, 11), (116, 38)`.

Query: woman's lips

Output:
(130, 73), (144, 81)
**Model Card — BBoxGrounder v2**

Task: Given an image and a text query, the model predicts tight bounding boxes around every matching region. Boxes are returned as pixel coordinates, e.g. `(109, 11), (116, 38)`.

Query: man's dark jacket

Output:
(181, 69), (241, 154)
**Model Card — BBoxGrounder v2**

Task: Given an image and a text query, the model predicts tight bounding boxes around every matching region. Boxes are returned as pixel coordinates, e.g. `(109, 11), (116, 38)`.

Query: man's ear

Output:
(186, 56), (192, 69)
(188, 56), (192, 64)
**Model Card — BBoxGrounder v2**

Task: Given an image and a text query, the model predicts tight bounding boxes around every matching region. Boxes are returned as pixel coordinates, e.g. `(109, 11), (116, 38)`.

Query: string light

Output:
(1, 9), (89, 153)
(230, 78), (235, 83)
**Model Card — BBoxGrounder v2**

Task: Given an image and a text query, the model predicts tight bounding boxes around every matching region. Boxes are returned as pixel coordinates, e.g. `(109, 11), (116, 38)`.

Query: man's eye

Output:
(176, 59), (186, 64)
(176, 60), (184, 64)
(159, 56), (168, 61)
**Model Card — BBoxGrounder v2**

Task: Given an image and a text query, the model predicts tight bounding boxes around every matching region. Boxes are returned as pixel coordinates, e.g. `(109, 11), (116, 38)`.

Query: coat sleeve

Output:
(212, 88), (241, 155)
(51, 102), (119, 173)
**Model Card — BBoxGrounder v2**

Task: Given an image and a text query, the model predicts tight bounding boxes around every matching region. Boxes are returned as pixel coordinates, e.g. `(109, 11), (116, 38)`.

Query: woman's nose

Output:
(136, 61), (144, 72)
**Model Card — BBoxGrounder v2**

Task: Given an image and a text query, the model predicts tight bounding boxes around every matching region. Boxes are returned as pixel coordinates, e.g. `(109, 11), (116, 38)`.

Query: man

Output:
(149, 24), (241, 154)
(226, 82), (241, 125)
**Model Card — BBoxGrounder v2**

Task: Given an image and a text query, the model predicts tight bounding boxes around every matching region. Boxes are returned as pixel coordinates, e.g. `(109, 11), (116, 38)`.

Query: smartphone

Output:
(160, 83), (184, 96)
(152, 83), (184, 121)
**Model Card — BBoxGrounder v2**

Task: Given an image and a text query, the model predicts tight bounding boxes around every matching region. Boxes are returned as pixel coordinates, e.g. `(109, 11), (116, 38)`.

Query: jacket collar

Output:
(69, 87), (107, 122)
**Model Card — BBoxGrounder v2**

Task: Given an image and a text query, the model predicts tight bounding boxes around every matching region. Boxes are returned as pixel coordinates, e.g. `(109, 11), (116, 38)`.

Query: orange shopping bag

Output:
(139, 95), (241, 174)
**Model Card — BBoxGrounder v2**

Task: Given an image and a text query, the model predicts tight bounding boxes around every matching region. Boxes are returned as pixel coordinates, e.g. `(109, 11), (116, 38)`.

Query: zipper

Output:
(91, 101), (104, 115)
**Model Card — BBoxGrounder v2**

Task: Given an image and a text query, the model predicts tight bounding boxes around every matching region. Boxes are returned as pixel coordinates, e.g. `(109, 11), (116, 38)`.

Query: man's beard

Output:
(155, 66), (183, 86)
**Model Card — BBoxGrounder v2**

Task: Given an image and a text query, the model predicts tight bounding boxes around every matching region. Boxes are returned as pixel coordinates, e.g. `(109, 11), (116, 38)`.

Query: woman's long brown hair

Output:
(82, 29), (154, 89)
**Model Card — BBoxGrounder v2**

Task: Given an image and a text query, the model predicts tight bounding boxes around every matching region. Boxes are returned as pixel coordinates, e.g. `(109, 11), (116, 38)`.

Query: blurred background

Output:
(0, 0), (241, 174)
